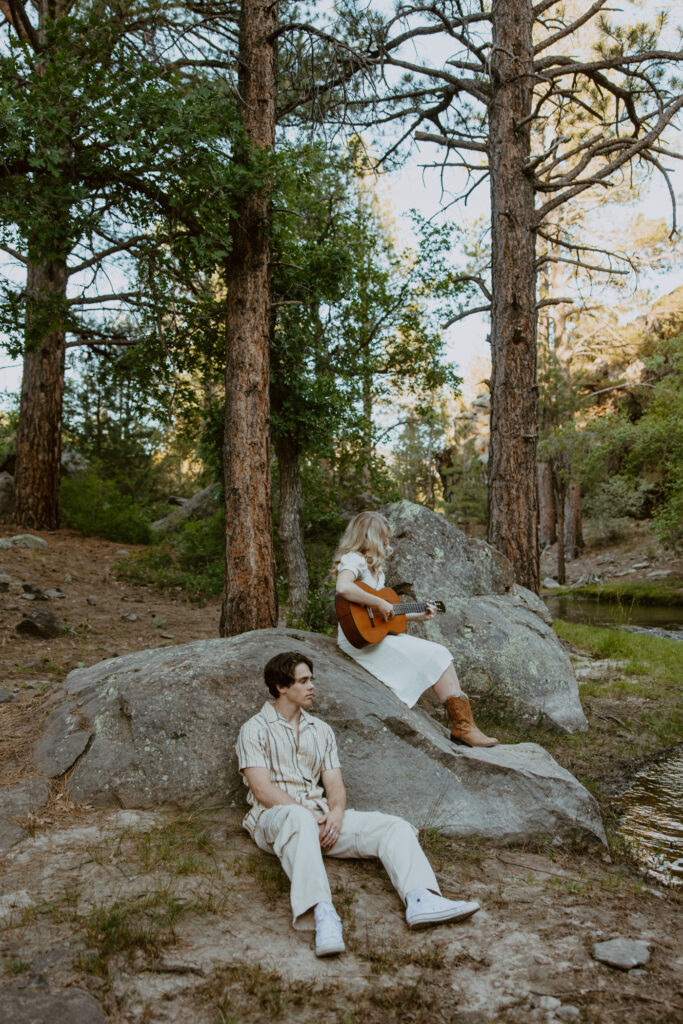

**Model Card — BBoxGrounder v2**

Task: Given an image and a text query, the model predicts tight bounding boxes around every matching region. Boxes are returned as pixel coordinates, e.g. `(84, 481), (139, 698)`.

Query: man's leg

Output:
(252, 804), (332, 928)
(325, 809), (439, 899)
(327, 810), (480, 927)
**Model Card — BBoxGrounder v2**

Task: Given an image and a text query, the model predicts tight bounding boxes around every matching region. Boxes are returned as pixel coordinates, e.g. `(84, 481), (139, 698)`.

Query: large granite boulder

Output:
(31, 631), (605, 846)
(381, 501), (586, 732)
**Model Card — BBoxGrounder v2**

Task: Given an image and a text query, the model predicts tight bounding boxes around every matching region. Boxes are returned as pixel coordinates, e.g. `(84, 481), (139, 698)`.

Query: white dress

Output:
(336, 551), (452, 708)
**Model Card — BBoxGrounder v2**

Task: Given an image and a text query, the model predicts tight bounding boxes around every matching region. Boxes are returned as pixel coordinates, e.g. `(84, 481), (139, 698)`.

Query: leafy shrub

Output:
(60, 472), (152, 544)
(116, 511), (224, 602)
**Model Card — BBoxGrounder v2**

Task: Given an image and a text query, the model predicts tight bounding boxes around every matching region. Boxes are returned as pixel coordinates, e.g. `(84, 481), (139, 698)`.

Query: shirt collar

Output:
(261, 700), (313, 730)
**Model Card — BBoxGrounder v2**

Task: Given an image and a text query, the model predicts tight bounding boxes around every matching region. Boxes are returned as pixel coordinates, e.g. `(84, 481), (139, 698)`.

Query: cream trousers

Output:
(250, 804), (440, 930)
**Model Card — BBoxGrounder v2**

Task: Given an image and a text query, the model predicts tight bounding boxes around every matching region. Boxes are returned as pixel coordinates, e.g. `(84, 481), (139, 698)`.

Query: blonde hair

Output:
(333, 511), (391, 578)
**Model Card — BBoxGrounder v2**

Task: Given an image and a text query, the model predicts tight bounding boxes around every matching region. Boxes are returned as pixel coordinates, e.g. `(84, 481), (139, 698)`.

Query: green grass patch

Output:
(78, 889), (185, 976)
(117, 812), (218, 877)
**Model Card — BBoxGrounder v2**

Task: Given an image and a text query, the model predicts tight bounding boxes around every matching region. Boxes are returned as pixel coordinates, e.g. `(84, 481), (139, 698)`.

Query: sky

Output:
(1, 0), (681, 406)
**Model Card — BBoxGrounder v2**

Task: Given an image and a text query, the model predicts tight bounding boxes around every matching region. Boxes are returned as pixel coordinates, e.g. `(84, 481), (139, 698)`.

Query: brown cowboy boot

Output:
(444, 694), (499, 748)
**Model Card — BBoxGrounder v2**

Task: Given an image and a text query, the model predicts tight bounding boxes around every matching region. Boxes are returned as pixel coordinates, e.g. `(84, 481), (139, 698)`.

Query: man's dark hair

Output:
(264, 651), (313, 699)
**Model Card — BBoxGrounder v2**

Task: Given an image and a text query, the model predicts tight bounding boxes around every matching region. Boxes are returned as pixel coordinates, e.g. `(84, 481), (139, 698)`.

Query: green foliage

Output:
(60, 472), (152, 544)
(79, 890), (184, 976)
(116, 511), (224, 602)
(0, 401), (17, 464)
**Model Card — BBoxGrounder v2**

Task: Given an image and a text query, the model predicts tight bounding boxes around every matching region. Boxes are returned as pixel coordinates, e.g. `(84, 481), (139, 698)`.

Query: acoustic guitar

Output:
(335, 582), (446, 649)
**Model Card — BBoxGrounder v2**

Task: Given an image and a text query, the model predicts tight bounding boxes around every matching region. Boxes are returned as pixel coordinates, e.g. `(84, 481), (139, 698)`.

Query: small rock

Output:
(5, 603), (19, 610)
(122, 613), (138, 622)
(20, 592), (36, 601)
(160, 633), (175, 640)
(2, 534), (48, 550)
(551, 835), (563, 848)
(592, 938), (650, 970)
(557, 1007), (580, 1021)
(22, 584), (49, 600)
(15, 609), (61, 639)
(646, 569), (672, 578)
(538, 996), (562, 1011)
(613, 568), (635, 577)
(44, 589), (66, 600)
(0, 574), (10, 593)
(86, 596), (97, 606)
(116, 549), (130, 556)
(0, 689), (14, 704)
(631, 562), (649, 569)
(542, 577), (562, 589)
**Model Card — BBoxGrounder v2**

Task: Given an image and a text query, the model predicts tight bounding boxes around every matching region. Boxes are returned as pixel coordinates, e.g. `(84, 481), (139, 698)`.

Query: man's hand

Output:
(317, 806), (344, 851)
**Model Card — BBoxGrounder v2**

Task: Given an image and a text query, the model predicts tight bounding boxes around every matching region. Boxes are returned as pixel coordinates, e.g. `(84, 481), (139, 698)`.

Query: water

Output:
(617, 751), (683, 887)
(544, 596), (683, 640)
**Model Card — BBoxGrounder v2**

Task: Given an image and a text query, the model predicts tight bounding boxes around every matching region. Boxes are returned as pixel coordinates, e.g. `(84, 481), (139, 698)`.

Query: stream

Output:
(546, 597), (683, 886)
(617, 750), (683, 888)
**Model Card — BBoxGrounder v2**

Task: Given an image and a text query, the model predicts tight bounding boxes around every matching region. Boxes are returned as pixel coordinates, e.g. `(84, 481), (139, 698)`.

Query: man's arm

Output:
(242, 766), (316, 813)
(318, 768), (347, 851)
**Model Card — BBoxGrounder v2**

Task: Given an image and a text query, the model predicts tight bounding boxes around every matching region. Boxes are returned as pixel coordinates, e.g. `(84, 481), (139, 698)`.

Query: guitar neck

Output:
(393, 601), (434, 616)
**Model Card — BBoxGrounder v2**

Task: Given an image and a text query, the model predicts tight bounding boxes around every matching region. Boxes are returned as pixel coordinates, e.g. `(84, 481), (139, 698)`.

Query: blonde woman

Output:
(334, 511), (498, 748)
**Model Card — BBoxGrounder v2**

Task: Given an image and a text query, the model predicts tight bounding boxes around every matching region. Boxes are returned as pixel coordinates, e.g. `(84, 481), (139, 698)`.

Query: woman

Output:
(334, 511), (498, 748)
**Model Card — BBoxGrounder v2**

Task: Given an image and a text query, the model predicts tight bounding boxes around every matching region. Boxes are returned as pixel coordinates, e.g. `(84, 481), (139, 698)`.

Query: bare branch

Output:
(0, 243), (28, 265)
(533, 1), (611, 55)
(442, 303), (491, 329)
(450, 274), (492, 301)
(67, 292), (139, 306)
(414, 131), (488, 154)
(67, 236), (149, 275)
(536, 296), (574, 309)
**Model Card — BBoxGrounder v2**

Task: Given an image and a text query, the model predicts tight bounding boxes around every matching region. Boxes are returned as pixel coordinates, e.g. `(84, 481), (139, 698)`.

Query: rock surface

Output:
(32, 630), (606, 845)
(382, 501), (587, 732)
(592, 938), (651, 970)
(0, 986), (105, 1024)
(0, 533), (48, 550)
(151, 484), (220, 534)
(0, 776), (51, 852)
(15, 609), (61, 638)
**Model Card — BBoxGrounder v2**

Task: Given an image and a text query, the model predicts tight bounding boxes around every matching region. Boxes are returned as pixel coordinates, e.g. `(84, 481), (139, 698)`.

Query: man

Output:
(236, 650), (480, 957)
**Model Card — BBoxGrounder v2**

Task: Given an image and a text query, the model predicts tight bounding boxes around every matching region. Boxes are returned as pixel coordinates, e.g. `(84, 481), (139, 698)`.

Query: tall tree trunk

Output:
(487, 0), (539, 592)
(564, 481), (583, 561)
(13, 257), (68, 529)
(538, 461), (556, 550)
(275, 434), (309, 621)
(361, 372), (373, 489)
(220, 0), (278, 636)
(552, 463), (567, 585)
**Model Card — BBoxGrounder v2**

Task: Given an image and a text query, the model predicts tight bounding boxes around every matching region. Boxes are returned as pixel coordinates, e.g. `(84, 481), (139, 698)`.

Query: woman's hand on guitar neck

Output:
(410, 601), (437, 622)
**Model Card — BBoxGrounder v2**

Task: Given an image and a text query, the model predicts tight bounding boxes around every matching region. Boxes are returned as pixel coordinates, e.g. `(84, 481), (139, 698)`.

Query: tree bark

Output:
(487, 0), (539, 593)
(538, 461), (556, 550)
(13, 257), (68, 529)
(275, 434), (309, 622)
(552, 463), (567, 586)
(564, 481), (583, 561)
(220, 0), (279, 636)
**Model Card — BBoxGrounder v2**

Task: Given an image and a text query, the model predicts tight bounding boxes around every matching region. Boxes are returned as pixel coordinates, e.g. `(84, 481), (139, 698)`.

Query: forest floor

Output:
(0, 525), (681, 1024)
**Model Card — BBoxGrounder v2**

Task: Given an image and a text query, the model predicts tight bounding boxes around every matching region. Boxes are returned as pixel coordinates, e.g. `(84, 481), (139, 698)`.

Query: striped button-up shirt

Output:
(236, 701), (341, 835)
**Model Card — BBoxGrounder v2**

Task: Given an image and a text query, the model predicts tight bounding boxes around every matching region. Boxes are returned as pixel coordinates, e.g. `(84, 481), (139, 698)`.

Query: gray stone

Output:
(86, 596), (97, 606)
(538, 996), (562, 1011)
(152, 484), (220, 534)
(0, 533), (48, 550)
(542, 577), (563, 589)
(0, 776), (51, 818)
(0, 777), (50, 852)
(22, 584), (49, 600)
(16, 609), (61, 638)
(0, 572), (10, 592)
(20, 592), (37, 601)
(34, 631), (606, 846)
(382, 502), (587, 733)
(0, 986), (105, 1024)
(0, 470), (14, 516)
(592, 938), (651, 970)
(0, 688), (14, 703)
(44, 589), (66, 600)
(557, 1007), (581, 1021)
(0, 820), (28, 852)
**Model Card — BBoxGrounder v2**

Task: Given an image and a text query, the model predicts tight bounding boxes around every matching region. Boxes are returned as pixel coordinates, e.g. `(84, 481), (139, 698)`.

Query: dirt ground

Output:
(540, 520), (683, 587)
(1, 527), (681, 1023)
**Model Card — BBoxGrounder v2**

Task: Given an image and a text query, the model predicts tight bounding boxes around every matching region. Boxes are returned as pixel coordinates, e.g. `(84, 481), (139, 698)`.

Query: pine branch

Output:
(442, 303), (491, 329)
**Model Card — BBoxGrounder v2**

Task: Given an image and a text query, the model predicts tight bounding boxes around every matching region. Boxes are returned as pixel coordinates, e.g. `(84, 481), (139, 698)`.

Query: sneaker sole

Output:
(315, 942), (346, 957)
(407, 904), (480, 929)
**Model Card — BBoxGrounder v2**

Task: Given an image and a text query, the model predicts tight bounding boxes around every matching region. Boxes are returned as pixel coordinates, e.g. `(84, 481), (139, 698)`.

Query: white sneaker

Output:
(405, 888), (480, 929)
(314, 902), (345, 957)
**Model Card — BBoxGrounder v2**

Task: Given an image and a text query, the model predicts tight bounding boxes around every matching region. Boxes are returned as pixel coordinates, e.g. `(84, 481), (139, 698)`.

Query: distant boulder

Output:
(31, 630), (606, 846)
(152, 484), (220, 534)
(61, 450), (90, 477)
(381, 501), (587, 733)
